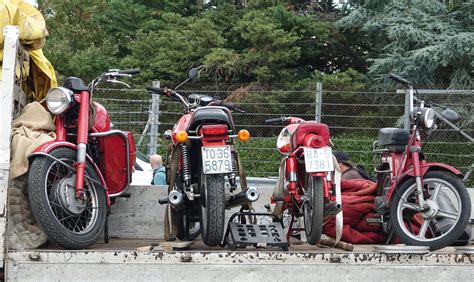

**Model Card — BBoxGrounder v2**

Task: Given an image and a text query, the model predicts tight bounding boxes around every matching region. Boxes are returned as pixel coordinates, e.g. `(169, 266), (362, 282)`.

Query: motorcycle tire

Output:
(304, 176), (324, 245)
(28, 147), (107, 249)
(390, 171), (470, 251)
(200, 173), (226, 246)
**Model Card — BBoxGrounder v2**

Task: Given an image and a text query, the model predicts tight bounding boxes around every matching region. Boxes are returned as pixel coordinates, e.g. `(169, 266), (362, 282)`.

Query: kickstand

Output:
(385, 228), (394, 245)
(104, 214), (109, 244)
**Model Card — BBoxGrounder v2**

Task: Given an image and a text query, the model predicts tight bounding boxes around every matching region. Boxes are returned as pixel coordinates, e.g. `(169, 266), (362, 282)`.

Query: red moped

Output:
(265, 117), (342, 244)
(373, 73), (471, 250)
(27, 69), (139, 249)
(147, 68), (258, 247)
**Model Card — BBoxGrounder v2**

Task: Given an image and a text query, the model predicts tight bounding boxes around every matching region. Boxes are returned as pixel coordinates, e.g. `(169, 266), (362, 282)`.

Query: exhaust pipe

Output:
(168, 190), (183, 206)
(227, 187), (260, 209)
(325, 202), (342, 216)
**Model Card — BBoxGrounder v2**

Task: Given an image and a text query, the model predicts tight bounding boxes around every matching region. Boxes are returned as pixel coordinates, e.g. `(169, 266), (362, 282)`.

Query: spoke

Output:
(428, 224), (436, 237)
(430, 183), (442, 202)
(417, 219), (430, 239)
(437, 209), (458, 220)
(72, 214), (82, 232)
(401, 201), (421, 211)
(58, 214), (76, 223)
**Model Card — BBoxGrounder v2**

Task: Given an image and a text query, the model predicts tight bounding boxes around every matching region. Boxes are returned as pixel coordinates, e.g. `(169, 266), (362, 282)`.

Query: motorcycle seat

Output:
(188, 107), (234, 131)
(291, 121), (330, 149)
(377, 128), (410, 152)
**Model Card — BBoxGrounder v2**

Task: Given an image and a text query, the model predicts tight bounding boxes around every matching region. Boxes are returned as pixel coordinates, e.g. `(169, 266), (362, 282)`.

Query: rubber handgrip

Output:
(120, 69), (140, 75)
(146, 86), (164, 94)
(264, 117), (285, 125)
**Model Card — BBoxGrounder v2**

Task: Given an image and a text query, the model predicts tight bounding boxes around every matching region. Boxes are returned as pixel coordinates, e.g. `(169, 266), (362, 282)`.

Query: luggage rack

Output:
(224, 212), (288, 251)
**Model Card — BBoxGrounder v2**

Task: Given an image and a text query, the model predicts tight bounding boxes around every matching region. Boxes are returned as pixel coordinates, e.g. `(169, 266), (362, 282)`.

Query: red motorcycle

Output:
(147, 68), (257, 246)
(265, 117), (341, 244)
(27, 69), (139, 249)
(373, 73), (471, 250)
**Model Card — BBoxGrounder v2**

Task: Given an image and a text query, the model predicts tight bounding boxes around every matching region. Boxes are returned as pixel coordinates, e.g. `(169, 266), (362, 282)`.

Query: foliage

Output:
(338, 0), (474, 88)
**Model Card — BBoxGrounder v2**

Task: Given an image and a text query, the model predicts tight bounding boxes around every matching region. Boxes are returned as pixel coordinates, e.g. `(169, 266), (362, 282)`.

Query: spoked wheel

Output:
(390, 171), (471, 250)
(199, 173), (225, 246)
(304, 176), (324, 245)
(28, 147), (106, 249)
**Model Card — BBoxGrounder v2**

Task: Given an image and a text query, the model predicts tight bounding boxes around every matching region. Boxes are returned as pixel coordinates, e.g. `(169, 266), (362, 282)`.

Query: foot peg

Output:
(366, 216), (383, 225)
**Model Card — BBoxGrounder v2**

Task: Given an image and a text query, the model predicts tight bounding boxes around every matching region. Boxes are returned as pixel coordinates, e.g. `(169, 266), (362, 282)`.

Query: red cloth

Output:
(323, 179), (387, 244)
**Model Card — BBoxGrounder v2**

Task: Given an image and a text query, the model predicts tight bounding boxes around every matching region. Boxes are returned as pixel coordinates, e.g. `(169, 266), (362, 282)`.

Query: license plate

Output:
(304, 147), (334, 172)
(201, 146), (233, 174)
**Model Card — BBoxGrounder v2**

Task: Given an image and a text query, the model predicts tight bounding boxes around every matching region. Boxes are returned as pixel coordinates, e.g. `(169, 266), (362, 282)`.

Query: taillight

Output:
(201, 124), (228, 136)
(303, 134), (324, 148)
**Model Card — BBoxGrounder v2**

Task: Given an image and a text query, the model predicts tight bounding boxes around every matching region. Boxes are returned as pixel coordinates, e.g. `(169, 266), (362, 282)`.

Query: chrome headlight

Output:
(422, 108), (435, 129)
(46, 87), (73, 115)
(277, 127), (292, 154)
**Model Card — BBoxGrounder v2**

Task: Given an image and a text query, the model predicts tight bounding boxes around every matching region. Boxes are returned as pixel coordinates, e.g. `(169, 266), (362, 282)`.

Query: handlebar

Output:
(388, 73), (413, 86)
(89, 68), (139, 94)
(264, 117), (288, 125)
(119, 69), (140, 75)
(145, 86), (165, 95)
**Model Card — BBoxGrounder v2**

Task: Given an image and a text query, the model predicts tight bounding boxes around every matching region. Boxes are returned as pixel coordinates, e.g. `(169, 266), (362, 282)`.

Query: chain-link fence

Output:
(93, 83), (473, 185)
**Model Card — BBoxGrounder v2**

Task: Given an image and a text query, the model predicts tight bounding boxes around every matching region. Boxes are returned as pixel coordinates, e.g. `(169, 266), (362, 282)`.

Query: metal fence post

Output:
(403, 89), (410, 130)
(315, 82), (322, 122)
(148, 81), (160, 156)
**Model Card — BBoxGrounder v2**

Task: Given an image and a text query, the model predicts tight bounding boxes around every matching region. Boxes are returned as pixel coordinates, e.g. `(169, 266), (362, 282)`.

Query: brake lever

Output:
(106, 79), (131, 88)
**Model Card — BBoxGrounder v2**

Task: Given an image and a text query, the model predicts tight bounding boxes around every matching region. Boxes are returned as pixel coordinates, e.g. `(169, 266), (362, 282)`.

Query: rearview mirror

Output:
(163, 129), (172, 140)
(441, 108), (460, 123)
(188, 67), (199, 83)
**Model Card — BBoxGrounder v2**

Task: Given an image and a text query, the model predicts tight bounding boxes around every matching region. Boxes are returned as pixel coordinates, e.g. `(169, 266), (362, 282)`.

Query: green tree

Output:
(338, 0), (473, 88)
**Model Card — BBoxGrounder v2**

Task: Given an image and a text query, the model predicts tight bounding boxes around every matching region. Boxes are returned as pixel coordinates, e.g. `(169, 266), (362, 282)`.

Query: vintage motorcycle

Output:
(147, 68), (258, 246)
(27, 69), (139, 249)
(373, 73), (471, 250)
(264, 117), (342, 244)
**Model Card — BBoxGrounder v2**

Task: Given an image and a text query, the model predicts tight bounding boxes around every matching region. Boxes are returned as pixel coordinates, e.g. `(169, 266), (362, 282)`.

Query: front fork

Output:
(411, 146), (425, 207)
(286, 156), (300, 202)
(74, 91), (91, 199)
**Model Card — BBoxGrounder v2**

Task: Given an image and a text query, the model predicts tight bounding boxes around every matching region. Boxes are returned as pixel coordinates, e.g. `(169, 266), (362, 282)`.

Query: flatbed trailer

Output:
(6, 239), (474, 281)
(1, 26), (473, 281)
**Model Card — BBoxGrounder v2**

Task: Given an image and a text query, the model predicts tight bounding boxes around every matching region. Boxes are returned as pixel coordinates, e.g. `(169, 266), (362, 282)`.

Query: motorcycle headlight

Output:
(277, 127), (292, 154)
(46, 87), (73, 115)
(421, 108), (435, 129)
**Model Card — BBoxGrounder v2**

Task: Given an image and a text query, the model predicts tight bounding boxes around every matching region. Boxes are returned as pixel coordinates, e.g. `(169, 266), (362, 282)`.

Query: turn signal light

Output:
(237, 129), (250, 142)
(175, 130), (188, 143)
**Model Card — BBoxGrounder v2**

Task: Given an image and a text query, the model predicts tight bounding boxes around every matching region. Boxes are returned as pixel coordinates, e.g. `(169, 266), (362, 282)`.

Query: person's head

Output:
(334, 151), (353, 173)
(150, 154), (163, 170)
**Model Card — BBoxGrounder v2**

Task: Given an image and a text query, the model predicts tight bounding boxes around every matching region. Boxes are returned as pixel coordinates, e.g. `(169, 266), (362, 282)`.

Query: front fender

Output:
(29, 141), (110, 207)
(401, 162), (463, 180)
(387, 162), (463, 199)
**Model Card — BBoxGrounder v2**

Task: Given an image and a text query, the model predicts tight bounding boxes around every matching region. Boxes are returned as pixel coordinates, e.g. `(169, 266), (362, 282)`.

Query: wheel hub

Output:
(422, 199), (439, 219)
(53, 177), (86, 215)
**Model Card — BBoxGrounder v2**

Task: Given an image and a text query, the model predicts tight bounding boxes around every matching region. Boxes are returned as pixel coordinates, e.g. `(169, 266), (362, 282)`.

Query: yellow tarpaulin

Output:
(0, 0), (57, 101)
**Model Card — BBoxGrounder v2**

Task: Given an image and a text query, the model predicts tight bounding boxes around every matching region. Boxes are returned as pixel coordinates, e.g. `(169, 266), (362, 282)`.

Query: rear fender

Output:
(29, 141), (110, 207)
(387, 162), (463, 200)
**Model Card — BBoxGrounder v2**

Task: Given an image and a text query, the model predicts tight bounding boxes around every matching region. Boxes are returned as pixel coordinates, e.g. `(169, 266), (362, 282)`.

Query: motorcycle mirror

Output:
(441, 108), (460, 123)
(188, 67), (200, 83)
(163, 129), (172, 140)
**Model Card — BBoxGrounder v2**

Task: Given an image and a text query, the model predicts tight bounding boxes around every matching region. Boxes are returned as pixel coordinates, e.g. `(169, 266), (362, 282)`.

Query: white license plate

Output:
(304, 147), (334, 172)
(201, 146), (233, 174)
